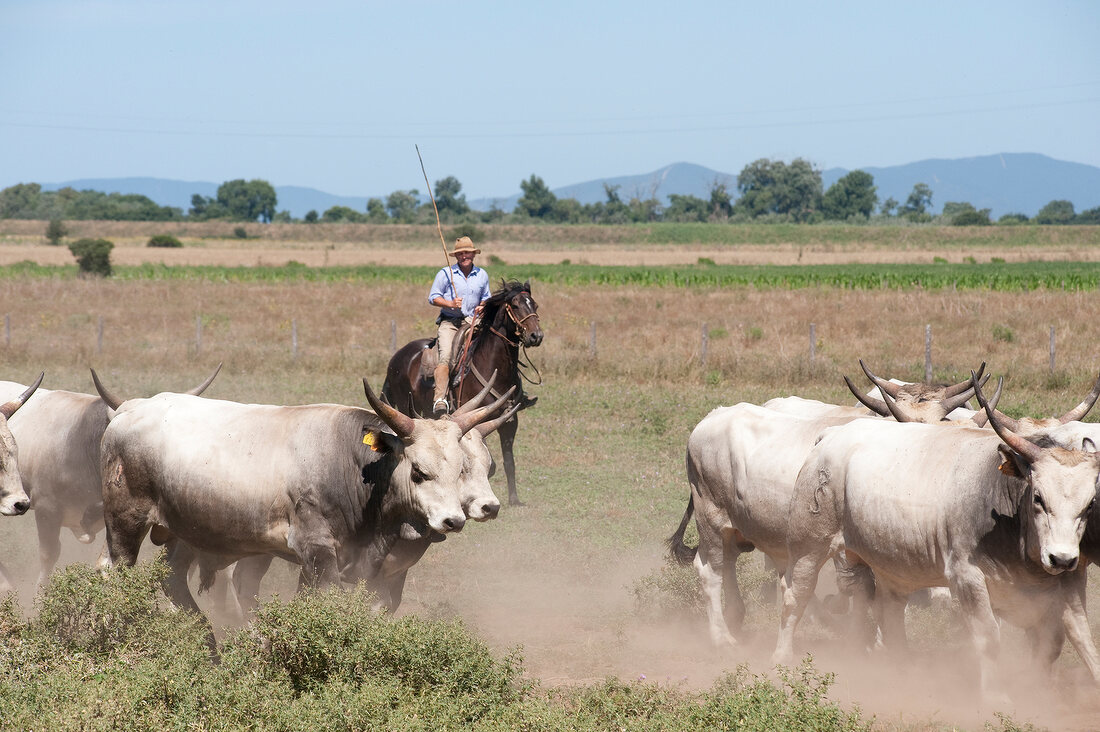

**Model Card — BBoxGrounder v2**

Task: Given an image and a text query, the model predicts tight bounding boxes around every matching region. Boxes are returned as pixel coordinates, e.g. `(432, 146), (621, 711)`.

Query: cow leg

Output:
(1060, 570), (1100, 685)
(162, 539), (203, 613)
(873, 587), (909, 655)
(498, 418), (521, 506)
(948, 563), (1008, 705)
(773, 545), (832, 666)
(288, 522), (340, 588)
(231, 554), (273, 615)
(693, 512), (738, 648)
(833, 553), (877, 652)
(101, 458), (152, 567)
(34, 508), (63, 587)
(0, 560), (14, 595)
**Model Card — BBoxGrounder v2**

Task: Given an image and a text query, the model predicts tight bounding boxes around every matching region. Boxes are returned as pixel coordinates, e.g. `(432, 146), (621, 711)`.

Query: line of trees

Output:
(3, 163), (1098, 226)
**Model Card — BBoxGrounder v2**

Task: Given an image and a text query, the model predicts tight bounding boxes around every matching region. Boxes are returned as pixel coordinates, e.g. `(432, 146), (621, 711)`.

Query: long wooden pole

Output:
(416, 145), (456, 297)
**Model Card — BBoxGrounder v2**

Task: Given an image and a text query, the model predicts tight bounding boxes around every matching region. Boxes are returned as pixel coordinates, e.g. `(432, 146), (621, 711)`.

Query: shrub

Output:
(147, 234), (182, 248)
(697, 257), (716, 266)
(233, 226), (248, 239)
(992, 324), (1014, 343)
(45, 218), (67, 246)
(445, 224), (485, 245)
(67, 237), (113, 277)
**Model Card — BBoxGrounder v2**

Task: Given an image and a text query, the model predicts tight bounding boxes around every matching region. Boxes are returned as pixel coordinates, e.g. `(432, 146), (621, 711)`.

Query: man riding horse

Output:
(428, 236), (491, 415)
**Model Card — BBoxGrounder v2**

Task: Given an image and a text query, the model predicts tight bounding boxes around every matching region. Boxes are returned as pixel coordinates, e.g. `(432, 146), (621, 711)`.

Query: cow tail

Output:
(666, 492), (698, 566)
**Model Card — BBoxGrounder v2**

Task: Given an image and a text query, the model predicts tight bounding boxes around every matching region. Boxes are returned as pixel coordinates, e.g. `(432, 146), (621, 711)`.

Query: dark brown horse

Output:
(383, 279), (543, 505)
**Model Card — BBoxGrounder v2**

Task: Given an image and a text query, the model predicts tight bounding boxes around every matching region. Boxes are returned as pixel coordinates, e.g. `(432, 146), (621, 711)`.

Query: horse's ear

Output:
(524, 279), (532, 292)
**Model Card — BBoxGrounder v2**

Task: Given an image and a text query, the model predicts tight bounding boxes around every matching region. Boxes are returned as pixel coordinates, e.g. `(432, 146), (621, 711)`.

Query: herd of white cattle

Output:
(668, 362), (1100, 703)
(0, 367), (518, 637)
(2, 361), (1099, 703)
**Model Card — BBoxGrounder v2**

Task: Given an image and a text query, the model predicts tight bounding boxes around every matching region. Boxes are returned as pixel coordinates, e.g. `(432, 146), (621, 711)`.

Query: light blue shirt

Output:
(429, 264), (491, 320)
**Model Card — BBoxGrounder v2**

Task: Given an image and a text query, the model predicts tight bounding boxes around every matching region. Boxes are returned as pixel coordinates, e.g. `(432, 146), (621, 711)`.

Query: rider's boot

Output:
(432, 364), (450, 415)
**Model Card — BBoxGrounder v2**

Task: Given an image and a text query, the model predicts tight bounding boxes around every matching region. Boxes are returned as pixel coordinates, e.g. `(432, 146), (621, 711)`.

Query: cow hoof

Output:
(508, 497), (525, 507)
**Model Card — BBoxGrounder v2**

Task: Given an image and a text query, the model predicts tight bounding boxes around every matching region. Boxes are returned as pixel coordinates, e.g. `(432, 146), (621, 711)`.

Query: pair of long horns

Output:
(981, 371), (1100, 432)
(363, 370), (517, 439)
(846, 360), (987, 419)
(0, 372), (44, 419)
(972, 372), (1044, 464)
(90, 363), (223, 410)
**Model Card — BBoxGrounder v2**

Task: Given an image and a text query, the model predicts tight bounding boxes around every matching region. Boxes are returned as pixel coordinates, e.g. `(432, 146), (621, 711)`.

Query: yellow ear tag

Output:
(363, 432), (381, 451)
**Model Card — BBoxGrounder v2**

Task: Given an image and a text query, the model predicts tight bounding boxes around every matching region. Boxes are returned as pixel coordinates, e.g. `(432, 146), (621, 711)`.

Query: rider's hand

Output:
(452, 297), (463, 309)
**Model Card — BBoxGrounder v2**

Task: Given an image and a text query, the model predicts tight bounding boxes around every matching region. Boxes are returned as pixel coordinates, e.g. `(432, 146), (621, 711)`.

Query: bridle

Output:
(463, 289), (543, 393)
(489, 292), (540, 348)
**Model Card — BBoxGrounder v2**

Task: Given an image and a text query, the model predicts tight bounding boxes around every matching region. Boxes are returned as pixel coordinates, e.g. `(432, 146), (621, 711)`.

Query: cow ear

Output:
(362, 427), (395, 455)
(997, 444), (1028, 479)
(1083, 437), (1097, 453)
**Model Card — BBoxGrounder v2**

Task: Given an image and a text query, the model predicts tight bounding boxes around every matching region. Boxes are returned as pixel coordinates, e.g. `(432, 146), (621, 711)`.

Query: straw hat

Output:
(448, 236), (481, 256)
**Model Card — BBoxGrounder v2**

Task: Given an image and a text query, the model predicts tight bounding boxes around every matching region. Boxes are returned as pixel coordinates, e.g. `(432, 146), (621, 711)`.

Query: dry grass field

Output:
(2, 237), (1100, 728)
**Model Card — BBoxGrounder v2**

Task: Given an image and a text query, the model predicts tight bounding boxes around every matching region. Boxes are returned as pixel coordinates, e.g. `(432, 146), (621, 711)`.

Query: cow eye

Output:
(410, 466), (427, 484)
(1033, 493), (1045, 510)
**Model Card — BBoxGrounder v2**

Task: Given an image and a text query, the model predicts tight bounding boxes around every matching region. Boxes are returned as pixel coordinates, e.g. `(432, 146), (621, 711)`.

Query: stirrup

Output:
(432, 398), (449, 415)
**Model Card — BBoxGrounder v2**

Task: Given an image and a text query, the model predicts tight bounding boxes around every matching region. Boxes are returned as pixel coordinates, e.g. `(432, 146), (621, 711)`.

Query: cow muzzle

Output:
(0, 495), (30, 516)
(1043, 547), (1080, 574)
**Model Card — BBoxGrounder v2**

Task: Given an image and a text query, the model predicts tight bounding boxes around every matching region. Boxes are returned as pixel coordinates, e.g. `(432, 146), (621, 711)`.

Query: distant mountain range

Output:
(38, 153), (1100, 220)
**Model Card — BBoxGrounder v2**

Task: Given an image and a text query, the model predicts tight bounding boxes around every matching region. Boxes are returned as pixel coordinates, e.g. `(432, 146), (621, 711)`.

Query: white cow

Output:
(774, 380), (1100, 701)
(0, 367), (220, 589)
(666, 368), (987, 648)
(0, 374), (42, 517)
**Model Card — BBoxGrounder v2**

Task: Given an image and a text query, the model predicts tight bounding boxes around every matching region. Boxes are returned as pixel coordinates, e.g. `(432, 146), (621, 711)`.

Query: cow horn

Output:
(859, 359), (901, 398)
(875, 382), (914, 423)
(185, 362), (223, 396)
(1057, 370), (1100, 424)
(969, 376), (1002, 427)
(90, 368), (124, 410)
(452, 370), (498, 417)
(451, 386), (516, 436)
(475, 401), (523, 437)
(940, 372), (989, 414)
(363, 377), (414, 439)
(843, 376), (890, 416)
(974, 373), (1042, 463)
(942, 362), (985, 399)
(0, 372), (44, 419)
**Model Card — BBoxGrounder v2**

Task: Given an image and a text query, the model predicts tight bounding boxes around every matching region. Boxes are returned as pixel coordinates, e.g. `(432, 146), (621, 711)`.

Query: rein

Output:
(454, 291), (542, 397)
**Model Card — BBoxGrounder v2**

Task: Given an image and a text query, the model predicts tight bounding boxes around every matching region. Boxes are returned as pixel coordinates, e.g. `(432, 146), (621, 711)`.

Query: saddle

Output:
(418, 322), (475, 386)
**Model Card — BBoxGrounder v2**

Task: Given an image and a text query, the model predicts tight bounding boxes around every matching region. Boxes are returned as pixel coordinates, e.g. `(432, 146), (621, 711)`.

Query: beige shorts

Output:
(437, 319), (462, 367)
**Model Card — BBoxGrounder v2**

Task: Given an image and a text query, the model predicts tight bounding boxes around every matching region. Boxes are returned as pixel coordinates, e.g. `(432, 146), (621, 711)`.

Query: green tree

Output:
(515, 175), (557, 219)
(45, 218), (67, 246)
(1075, 206), (1100, 224)
(879, 197), (898, 217)
(709, 179), (733, 219)
(997, 212), (1029, 225)
(597, 183), (629, 223)
(216, 179), (277, 222)
(303, 210), (319, 223)
(821, 170), (877, 220)
(0, 183), (44, 218)
(664, 193), (709, 222)
(433, 176), (469, 218)
(734, 158), (822, 221)
(365, 197), (388, 222)
(1034, 199), (1075, 225)
(385, 189), (419, 223)
(321, 206), (364, 223)
(901, 183), (933, 219)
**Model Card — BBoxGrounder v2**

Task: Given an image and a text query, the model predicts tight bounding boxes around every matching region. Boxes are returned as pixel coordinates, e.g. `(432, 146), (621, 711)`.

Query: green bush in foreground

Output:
(0, 561), (892, 730)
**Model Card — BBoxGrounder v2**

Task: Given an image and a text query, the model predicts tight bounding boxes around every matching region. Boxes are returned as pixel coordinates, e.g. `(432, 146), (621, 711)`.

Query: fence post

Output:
(195, 315), (202, 356)
(809, 323), (816, 365)
(1050, 326), (1056, 374)
(925, 324), (932, 382)
(292, 319), (299, 359)
(589, 321), (597, 360)
(700, 323), (708, 365)
(4, 314), (9, 348)
(390, 320), (397, 353)
(97, 316), (104, 354)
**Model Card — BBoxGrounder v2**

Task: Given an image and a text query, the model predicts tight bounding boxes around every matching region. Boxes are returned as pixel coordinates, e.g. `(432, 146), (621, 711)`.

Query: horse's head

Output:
(484, 279), (543, 348)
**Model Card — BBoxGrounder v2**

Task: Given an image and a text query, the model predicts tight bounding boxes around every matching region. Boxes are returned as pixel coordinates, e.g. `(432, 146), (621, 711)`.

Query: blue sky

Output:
(2, 1), (1098, 200)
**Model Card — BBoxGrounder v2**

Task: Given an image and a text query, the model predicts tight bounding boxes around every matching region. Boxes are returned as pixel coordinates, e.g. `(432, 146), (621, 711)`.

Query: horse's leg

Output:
(498, 417), (521, 506)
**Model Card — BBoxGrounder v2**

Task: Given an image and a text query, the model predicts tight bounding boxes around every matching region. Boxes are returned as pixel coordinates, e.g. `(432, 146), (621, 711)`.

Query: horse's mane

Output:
(476, 279), (528, 334)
